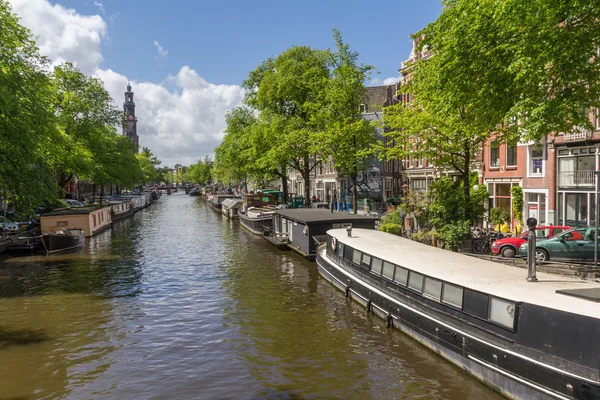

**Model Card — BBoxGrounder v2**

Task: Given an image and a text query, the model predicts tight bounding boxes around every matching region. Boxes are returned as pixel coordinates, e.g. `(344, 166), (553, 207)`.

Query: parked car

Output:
(0, 216), (19, 233)
(61, 199), (85, 208)
(490, 225), (570, 258)
(6, 212), (40, 231)
(519, 227), (599, 262)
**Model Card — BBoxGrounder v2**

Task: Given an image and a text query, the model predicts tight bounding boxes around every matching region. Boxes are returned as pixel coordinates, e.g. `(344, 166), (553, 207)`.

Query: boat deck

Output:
(331, 229), (600, 318)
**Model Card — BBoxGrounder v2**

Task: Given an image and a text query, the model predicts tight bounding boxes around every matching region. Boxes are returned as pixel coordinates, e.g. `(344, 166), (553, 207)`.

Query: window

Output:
(408, 272), (424, 292)
(411, 179), (426, 191)
(423, 278), (442, 301)
(337, 243), (344, 258)
(393, 267), (408, 286)
(489, 142), (500, 167)
(382, 261), (395, 280)
(596, 107), (600, 130)
(489, 297), (516, 329)
(506, 145), (517, 167)
(371, 257), (383, 275)
(359, 104), (365, 113)
(530, 147), (543, 175)
(361, 254), (371, 269)
(352, 250), (362, 265)
(442, 283), (463, 309)
(57, 221), (68, 227)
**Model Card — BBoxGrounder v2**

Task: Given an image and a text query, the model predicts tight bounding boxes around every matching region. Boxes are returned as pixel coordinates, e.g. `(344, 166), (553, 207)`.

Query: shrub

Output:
(379, 223), (402, 236)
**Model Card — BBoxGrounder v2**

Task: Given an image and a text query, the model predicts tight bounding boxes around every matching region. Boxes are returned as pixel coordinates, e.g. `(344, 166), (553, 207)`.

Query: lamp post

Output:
(526, 217), (538, 282)
(595, 171), (600, 268)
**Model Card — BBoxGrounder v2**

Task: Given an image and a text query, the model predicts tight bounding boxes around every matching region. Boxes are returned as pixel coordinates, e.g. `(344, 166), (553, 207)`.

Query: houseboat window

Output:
(337, 243), (344, 258)
(489, 297), (516, 329)
(408, 272), (424, 292)
(361, 254), (371, 269)
(57, 221), (68, 227)
(352, 250), (362, 265)
(463, 290), (489, 320)
(382, 261), (395, 280)
(371, 257), (383, 275)
(423, 278), (442, 301)
(441, 283), (463, 309)
(393, 267), (408, 286)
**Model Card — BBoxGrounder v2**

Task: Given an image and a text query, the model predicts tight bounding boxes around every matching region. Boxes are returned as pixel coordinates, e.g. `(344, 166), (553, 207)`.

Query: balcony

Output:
(558, 170), (595, 188)
(563, 126), (592, 142)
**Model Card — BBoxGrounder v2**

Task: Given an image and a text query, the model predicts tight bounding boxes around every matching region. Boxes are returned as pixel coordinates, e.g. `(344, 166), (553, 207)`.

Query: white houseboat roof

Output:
(329, 229), (600, 319)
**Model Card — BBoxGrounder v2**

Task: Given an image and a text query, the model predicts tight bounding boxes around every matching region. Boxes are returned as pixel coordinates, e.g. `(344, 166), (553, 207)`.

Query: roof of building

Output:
(41, 205), (109, 217)
(363, 85), (398, 113)
(275, 209), (379, 223)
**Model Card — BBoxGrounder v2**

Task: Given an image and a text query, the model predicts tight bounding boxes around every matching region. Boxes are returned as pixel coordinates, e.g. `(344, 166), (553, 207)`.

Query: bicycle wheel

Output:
(472, 238), (487, 254)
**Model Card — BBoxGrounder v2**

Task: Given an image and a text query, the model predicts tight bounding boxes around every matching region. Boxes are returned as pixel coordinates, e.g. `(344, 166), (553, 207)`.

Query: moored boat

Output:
(239, 193), (276, 235)
(40, 228), (85, 254)
(209, 194), (234, 210)
(221, 198), (243, 219)
(317, 228), (600, 400)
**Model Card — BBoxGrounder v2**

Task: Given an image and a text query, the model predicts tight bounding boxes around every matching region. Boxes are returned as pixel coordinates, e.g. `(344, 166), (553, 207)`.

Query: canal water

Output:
(0, 194), (502, 399)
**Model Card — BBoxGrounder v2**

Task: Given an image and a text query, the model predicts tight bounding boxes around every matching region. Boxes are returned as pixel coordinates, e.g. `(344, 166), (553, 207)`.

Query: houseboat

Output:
(109, 199), (134, 221)
(271, 209), (378, 259)
(121, 194), (146, 212)
(221, 198), (244, 219)
(317, 228), (600, 400)
(239, 193), (276, 235)
(40, 228), (85, 254)
(209, 194), (234, 210)
(40, 206), (112, 237)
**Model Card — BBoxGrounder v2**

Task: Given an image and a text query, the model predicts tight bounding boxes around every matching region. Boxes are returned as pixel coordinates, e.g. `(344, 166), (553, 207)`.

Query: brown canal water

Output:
(0, 194), (503, 400)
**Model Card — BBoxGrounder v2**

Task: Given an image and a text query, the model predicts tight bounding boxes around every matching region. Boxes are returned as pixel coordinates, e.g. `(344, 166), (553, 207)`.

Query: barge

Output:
(316, 228), (600, 400)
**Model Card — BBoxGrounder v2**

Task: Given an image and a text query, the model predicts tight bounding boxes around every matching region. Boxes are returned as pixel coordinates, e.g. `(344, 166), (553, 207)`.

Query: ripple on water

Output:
(0, 194), (502, 400)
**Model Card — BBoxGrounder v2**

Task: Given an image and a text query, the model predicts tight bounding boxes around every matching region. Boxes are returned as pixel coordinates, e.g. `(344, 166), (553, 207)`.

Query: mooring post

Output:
(526, 217), (538, 282)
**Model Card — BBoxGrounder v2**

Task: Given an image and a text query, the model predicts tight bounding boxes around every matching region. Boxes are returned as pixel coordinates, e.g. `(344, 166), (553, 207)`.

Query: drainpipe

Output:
(526, 217), (538, 282)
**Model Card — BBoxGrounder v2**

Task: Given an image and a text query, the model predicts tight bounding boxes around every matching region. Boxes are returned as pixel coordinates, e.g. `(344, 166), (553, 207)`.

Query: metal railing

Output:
(558, 170), (595, 187)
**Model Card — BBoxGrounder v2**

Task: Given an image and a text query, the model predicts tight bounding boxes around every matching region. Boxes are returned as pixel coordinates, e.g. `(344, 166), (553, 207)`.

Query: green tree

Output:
(315, 29), (375, 213)
(51, 63), (123, 191)
(0, 0), (59, 209)
(243, 46), (331, 207)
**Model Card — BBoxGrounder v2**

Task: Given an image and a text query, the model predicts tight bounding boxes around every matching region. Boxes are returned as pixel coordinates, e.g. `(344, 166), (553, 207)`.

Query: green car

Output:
(519, 227), (599, 262)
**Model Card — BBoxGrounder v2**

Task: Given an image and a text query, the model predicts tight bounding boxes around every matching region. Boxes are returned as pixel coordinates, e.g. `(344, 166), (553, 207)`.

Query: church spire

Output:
(123, 82), (139, 152)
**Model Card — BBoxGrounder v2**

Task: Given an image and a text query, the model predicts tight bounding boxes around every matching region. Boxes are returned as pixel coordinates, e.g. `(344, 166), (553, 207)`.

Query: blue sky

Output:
(53, 0), (442, 86)
(11, 0), (441, 167)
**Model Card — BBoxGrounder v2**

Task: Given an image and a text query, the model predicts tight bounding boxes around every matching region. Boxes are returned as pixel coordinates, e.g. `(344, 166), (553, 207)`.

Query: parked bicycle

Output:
(471, 227), (505, 255)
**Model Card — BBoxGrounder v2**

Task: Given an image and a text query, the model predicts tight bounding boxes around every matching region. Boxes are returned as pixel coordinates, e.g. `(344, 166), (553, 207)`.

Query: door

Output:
(548, 228), (587, 260)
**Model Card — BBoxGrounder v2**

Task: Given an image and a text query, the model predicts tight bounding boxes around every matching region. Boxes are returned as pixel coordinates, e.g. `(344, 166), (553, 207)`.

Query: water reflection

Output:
(0, 194), (502, 399)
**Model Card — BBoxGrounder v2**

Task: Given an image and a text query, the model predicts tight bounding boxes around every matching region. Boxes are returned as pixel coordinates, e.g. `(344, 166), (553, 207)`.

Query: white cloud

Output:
(153, 40), (168, 59)
(93, 1), (104, 13)
(369, 76), (400, 87)
(10, 0), (106, 75)
(9, 0), (244, 167)
(383, 76), (401, 85)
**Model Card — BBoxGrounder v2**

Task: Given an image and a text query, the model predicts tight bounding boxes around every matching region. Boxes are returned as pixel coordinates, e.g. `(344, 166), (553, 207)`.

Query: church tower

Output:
(123, 82), (139, 152)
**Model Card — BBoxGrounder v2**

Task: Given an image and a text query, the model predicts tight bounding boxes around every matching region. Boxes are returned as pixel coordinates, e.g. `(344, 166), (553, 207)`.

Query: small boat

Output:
(7, 235), (42, 253)
(189, 188), (201, 196)
(40, 229), (85, 254)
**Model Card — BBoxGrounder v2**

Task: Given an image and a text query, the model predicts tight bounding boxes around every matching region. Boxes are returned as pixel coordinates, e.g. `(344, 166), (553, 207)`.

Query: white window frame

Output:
(527, 145), (545, 177)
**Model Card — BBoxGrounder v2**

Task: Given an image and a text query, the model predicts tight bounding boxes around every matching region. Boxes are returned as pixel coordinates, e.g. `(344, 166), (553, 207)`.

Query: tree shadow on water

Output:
(0, 326), (50, 350)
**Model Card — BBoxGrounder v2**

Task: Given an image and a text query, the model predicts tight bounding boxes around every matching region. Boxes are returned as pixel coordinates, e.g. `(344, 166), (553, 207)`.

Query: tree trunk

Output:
(302, 156), (311, 208)
(100, 186), (104, 207)
(352, 171), (358, 215)
(463, 142), (471, 221)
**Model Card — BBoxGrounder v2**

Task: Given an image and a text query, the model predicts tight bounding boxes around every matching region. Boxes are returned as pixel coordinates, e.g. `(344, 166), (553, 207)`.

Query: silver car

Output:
(0, 216), (19, 233)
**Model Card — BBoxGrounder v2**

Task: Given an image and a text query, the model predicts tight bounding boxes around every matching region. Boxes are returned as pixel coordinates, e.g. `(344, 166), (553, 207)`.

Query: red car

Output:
(490, 225), (571, 258)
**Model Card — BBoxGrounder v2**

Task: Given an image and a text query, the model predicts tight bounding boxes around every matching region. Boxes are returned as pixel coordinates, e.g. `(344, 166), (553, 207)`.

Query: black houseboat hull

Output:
(316, 247), (600, 400)
(41, 230), (84, 254)
(239, 213), (273, 235)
